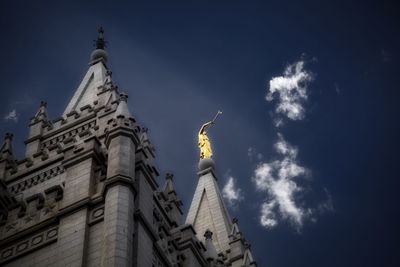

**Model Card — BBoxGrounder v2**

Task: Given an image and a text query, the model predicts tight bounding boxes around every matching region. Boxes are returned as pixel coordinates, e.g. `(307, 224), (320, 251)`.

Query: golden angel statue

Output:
(198, 111), (222, 159)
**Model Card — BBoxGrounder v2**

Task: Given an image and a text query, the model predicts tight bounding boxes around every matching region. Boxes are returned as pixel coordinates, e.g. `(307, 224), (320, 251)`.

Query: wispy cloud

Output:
(266, 60), (313, 126)
(254, 134), (310, 230)
(222, 176), (243, 207)
(4, 109), (18, 122)
(247, 147), (263, 162)
(252, 57), (331, 231)
(260, 201), (278, 228)
(317, 188), (334, 214)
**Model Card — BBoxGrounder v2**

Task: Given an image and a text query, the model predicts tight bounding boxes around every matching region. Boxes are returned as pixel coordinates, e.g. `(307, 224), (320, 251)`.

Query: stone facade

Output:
(0, 29), (256, 267)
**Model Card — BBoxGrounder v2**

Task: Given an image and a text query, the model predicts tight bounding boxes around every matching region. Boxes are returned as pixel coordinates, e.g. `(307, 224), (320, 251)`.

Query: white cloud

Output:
(222, 176), (243, 206)
(253, 134), (310, 230)
(274, 133), (297, 158)
(266, 60), (313, 124)
(4, 109), (18, 122)
(260, 201), (278, 228)
(253, 56), (331, 231)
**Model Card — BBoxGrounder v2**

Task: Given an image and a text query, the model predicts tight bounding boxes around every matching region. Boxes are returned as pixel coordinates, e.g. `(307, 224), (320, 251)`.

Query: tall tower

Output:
(186, 116), (257, 266)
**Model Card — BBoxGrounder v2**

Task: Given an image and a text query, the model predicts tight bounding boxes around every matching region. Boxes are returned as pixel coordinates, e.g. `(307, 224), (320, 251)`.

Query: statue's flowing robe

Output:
(198, 133), (212, 159)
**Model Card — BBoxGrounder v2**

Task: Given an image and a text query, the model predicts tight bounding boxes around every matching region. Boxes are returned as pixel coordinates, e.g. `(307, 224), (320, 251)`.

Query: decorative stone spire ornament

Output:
(229, 217), (242, 241)
(25, 101), (51, 158)
(114, 93), (132, 119)
(65, 28), (111, 115)
(139, 127), (150, 146)
(138, 127), (156, 156)
(91, 27), (108, 64)
(95, 26), (106, 49)
(0, 133), (16, 178)
(242, 241), (257, 266)
(32, 101), (48, 123)
(0, 133), (14, 158)
(204, 230), (218, 261)
(162, 172), (183, 227)
(164, 173), (175, 195)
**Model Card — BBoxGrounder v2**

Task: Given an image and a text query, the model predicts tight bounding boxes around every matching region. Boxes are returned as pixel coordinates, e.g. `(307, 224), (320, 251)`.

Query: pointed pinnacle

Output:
(95, 26), (106, 49)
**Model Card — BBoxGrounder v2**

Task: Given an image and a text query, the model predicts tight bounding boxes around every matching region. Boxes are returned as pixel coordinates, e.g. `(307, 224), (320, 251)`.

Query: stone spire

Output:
(63, 28), (111, 116)
(32, 101), (48, 123)
(164, 172), (175, 195)
(0, 133), (16, 178)
(185, 157), (232, 254)
(0, 133), (14, 159)
(114, 93), (131, 119)
(186, 116), (257, 264)
(95, 26), (106, 49)
(25, 101), (50, 158)
(163, 173), (183, 226)
(229, 217), (242, 241)
(227, 217), (258, 266)
(242, 242), (257, 266)
(91, 26), (108, 64)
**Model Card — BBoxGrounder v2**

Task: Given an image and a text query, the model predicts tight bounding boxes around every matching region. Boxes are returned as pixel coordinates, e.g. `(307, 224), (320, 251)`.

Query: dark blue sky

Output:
(1, 1), (399, 266)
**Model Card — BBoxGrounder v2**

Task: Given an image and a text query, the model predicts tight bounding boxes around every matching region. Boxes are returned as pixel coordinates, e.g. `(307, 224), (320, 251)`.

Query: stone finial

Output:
(119, 92), (128, 102)
(164, 173), (174, 192)
(244, 240), (251, 250)
(140, 127), (150, 144)
(91, 27), (108, 63)
(139, 127), (155, 154)
(242, 240), (257, 266)
(0, 133), (14, 157)
(0, 133), (17, 177)
(4, 133), (13, 140)
(114, 93), (132, 119)
(204, 229), (218, 260)
(204, 229), (213, 240)
(229, 217), (242, 240)
(32, 101), (48, 123)
(40, 100), (47, 107)
(95, 26), (106, 50)
(166, 173), (173, 181)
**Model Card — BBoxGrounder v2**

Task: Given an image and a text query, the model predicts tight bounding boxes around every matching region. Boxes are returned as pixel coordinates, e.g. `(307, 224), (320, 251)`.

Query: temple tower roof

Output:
(185, 158), (232, 254)
(63, 28), (115, 116)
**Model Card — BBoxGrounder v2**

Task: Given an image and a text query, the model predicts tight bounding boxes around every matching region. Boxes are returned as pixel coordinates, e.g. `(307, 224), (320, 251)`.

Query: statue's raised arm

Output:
(198, 111), (222, 159)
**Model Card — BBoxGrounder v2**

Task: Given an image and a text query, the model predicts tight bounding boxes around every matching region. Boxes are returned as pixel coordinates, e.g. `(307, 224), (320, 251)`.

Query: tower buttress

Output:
(101, 93), (139, 267)
(0, 134), (16, 224)
(163, 173), (183, 226)
(0, 133), (16, 179)
(25, 101), (48, 158)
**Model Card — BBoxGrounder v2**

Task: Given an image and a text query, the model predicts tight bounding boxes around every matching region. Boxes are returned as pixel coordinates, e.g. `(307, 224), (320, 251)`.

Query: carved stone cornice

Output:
(0, 225), (59, 265)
